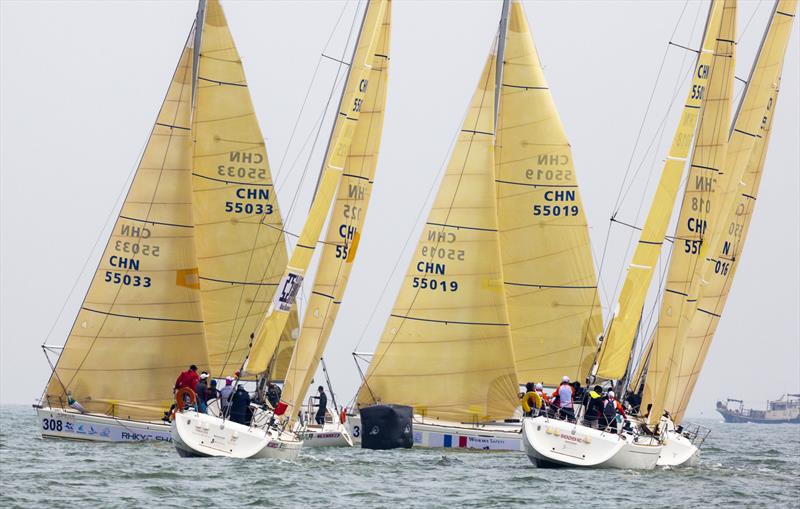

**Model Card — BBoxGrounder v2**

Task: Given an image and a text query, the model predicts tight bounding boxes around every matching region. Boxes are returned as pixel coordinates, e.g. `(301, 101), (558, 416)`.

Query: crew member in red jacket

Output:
(174, 365), (200, 393)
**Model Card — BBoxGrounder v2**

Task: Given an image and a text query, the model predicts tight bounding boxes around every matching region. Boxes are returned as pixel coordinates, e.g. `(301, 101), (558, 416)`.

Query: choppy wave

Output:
(1, 405), (798, 508)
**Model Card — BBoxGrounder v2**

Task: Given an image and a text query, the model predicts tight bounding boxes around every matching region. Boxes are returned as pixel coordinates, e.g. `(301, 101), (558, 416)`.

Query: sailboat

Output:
(35, 0), (297, 443)
(351, 0), (602, 452)
(635, 0), (797, 467)
(523, 0), (797, 469)
(170, 0), (391, 459)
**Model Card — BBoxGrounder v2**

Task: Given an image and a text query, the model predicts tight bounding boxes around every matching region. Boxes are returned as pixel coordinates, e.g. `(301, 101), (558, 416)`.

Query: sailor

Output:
(174, 365), (199, 393)
(230, 384), (251, 425)
(551, 376), (575, 422)
(207, 379), (220, 402)
(219, 377), (234, 415)
(66, 391), (88, 414)
(266, 383), (281, 408)
(582, 385), (604, 428)
(521, 385), (543, 417)
(195, 372), (210, 413)
(314, 386), (327, 426)
(600, 390), (627, 433)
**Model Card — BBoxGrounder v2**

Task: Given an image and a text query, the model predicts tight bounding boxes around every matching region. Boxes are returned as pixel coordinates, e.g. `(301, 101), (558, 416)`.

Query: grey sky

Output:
(1, 0), (797, 419)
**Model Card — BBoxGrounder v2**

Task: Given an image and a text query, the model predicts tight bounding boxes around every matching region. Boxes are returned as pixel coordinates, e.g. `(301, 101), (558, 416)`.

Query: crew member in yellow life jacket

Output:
(582, 385), (604, 428)
(521, 382), (543, 417)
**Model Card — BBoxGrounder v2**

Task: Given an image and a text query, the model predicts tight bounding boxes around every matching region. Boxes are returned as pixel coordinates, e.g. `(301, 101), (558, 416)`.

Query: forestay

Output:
(281, 4), (392, 419)
(495, 0), (603, 386)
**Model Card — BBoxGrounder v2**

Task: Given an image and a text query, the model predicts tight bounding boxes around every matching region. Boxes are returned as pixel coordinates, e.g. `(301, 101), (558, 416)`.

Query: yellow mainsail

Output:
(640, 0), (737, 423)
(496, 0), (603, 385)
(244, 0), (389, 376)
(595, 0), (725, 380)
(357, 46), (520, 422)
(653, 0), (797, 423)
(280, 5), (391, 416)
(191, 0), (297, 379)
(45, 30), (208, 420)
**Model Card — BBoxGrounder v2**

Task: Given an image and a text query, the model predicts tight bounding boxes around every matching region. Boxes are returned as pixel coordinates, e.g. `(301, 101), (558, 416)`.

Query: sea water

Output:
(1, 405), (798, 508)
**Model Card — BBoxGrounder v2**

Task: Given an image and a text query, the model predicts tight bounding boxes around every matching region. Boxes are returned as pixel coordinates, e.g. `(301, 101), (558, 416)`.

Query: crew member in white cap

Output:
(219, 376), (234, 415)
(550, 375), (576, 422)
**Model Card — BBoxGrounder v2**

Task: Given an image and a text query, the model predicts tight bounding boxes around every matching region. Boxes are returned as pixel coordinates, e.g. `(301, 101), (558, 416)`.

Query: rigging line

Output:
(63, 27), (199, 390)
(609, 0), (690, 214)
(285, 28), (389, 410)
(360, 31), (502, 398)
(273, 0), (350, 184)
(583, 0), (700, 373)
(608, 1), (704, 311)
(221, 0), (363, 375)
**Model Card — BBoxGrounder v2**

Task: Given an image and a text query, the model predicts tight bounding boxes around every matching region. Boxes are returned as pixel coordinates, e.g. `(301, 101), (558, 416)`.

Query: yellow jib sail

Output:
(655, 0), (797, 423)
(244, 0), (389, 375)
(281, 5), (391, 415)
(45, 30), (208, 420)
(595, 0), (725, 380)
(496, 0), (603, 386)
(357, 45), (520, 422)
(191, 0), (297, 379)
(640, 0), (737, 423)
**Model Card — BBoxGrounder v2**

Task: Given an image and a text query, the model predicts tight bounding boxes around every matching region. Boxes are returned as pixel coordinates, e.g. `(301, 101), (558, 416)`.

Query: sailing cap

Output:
(607, 391), (615, 398)
(200, 372), (209, 379)
(562, 376), (570, 383)
(225, 377), (233, 385)
(535, 383), (543, 391)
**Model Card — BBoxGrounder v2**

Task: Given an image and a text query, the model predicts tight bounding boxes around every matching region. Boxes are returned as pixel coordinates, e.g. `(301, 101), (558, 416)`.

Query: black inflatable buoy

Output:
(359, 404), (413, 450)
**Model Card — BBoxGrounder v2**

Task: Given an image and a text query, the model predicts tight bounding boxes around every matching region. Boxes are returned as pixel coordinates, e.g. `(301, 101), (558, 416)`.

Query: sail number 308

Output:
(412, 277), (458, 292)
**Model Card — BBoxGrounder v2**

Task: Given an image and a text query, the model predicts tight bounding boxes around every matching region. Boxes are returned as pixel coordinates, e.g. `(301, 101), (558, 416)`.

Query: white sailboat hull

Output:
(296, 423), (353, 447)
(36, 406), (171, 442)
(170, 410), (302, 459)
(522, 417), (662, 469)
(347, 414), (523, 451)
(657, 428), (699, 466)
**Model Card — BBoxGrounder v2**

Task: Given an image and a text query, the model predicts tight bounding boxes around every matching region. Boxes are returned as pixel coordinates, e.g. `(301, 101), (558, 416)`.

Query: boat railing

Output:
(677, 422), (711, 448)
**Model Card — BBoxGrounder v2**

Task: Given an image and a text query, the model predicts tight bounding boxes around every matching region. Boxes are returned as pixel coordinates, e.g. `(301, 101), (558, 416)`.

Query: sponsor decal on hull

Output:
(415, 430), (520, 451)
(40, 413), (172, 442)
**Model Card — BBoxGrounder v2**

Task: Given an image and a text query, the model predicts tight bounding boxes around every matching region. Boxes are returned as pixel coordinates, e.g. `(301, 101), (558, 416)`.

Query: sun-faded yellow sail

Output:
(357, 47), (520, 422)
(244, 0), (389, 376)
(191, 0), (297, 379)
(495, 0), (602, 386)
(640, 0), (736, 423)
(659, 0), (797, 424)
(281, 6), (391, 416)
(45, 32), (208, 420)
(596, 0), (725, 380)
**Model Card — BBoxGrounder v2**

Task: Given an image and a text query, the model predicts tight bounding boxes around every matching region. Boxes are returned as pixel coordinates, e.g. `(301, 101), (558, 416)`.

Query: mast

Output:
(494, 0), (511, 130)
(191, 0), (207, 109)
